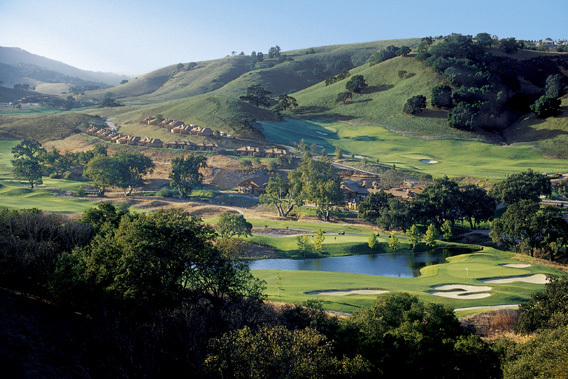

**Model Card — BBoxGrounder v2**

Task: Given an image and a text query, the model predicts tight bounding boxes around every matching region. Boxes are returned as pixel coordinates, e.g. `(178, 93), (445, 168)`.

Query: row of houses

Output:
(85, 126), (287, 156)
(85, 126), (219, 151)
(236, 146), (288, 158)
(142, 116), (231, 137)
(85, 126), (164, 147)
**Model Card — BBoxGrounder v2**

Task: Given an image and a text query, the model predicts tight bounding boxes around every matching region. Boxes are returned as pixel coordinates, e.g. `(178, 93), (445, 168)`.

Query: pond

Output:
(248, 248), (476, 278)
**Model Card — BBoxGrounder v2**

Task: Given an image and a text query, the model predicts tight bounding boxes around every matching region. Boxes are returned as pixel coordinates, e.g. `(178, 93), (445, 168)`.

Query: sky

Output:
(0, 0), (567, 75)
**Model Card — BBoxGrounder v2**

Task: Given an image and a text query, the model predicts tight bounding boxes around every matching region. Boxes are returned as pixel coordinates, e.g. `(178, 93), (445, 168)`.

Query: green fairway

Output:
(260, 119), (568, 179)
(0, 184), (99, 214)
(252, 247), (565, 315)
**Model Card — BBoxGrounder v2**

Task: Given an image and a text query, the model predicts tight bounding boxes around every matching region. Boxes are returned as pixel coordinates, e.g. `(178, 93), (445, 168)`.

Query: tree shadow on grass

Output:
(365, 84), (394, 94)
(292, 106), (330, 116)
(421, 109), (449, 119)
(349, 136), (378, 141)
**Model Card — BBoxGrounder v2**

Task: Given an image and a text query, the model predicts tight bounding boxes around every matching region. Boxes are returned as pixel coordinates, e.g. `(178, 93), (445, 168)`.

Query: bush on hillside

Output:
(403, 95), (427, 115)
(431, 84), (453, 108)
(530, 95), (561, 118)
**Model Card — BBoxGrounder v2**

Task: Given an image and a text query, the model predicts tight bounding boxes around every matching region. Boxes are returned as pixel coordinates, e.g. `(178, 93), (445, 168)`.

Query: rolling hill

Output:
(1, 36), (567, 163)
(0, 47), (131, 92)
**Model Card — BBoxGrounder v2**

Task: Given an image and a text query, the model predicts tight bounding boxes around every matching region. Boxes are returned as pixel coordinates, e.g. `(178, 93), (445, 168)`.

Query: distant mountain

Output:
(0, 47), (131, 90)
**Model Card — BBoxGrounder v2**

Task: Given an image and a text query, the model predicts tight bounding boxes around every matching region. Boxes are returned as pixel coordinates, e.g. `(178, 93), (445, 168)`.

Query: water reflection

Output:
(249, 248), (474, 278)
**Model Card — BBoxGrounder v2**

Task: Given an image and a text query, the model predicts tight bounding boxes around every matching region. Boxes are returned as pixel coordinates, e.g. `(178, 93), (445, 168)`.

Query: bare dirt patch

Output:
(460, 309), (520, 339)
(252, 227), (311, 237)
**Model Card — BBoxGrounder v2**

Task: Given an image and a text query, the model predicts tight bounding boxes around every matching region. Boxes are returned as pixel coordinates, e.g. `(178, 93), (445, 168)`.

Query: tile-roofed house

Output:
(138, 137), (163, 148)
(190, 126), (213, 136)
(237, 172), (274, 196)
(341, 180), (372, 209)
(143, 116), (157, 125)
(195, 142), (218, 151)
(237, 146), (265, 157)
(264, 147), (288, 158)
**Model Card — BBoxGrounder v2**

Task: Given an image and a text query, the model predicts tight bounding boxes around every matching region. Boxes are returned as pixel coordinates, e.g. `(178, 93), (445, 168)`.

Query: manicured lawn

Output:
(252, 247), (565, 315)
(260, 119), (568, 179)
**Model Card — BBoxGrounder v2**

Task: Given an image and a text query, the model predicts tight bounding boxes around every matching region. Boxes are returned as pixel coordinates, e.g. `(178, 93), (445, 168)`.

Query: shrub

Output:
(530, 95), (561, 118)
(157, 187), (176, 197)
(403, 95), (427, 114)
(431, 84), (453, 108)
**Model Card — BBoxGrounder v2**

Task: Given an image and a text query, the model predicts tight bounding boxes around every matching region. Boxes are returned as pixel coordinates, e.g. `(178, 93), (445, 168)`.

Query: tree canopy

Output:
(345, 75), (368, 93)
(239, 84), (272, 107)
(490, 169), (552, 205)
(217, 212), (252, 238)
(259, 174), (303, 217)
(53, 208), (265, 310)
(83, 155), (129, 196)
(113, 150), (155, 196)
(291, 155), (343, 221)
(169, 154), (207, 198)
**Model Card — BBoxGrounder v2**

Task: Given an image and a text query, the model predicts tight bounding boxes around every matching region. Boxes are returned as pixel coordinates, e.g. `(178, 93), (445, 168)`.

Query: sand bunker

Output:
(420, 159), (439, 164)
(502, 263), (532, 268)
(307, 289), (389, 296)
(430, 284), (492, 299)
(482, 274), (548, 284)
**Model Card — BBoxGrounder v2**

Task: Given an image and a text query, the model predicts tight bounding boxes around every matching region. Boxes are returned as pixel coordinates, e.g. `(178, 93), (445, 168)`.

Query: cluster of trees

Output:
(249, 46), (292, 69)
(239, 83), (298, 119)
(489, 170), (568, 260)
(498, 276), (568, 377)
(325, 70), (351, 86)
(368, 45), (411, 66)
(40, 95), (77, 110)
(335, 74), (368, 104)
(13, 83), (35, 91)
(99, 92), (123, 108)
(10, 140), (155, 197)
(529, 72), (565, 118)
(413, 33), (566, 130)
(358, 176), (497, 233)
(10, 140), (210, 200)
(1, 206), (503, 377)
(84, 150), (206, 198)
(1, 203), (566, 376)
(84, 149), (154, 196)
(10, 140), (111, 187)
(296, 229), (325, 256)
(260, 154), (343, 221)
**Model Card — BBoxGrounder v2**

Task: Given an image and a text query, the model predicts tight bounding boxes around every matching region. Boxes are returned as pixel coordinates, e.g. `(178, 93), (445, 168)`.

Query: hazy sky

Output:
(1, 0), (566, 75)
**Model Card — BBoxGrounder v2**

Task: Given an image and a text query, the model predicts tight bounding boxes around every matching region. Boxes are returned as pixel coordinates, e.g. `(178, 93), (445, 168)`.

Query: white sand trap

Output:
(420, 159), (439, 164)
(454, 304), (519, 312)
(482, 274), (548, 284)
(307, 289), (389, 296)
(430, 284), (492, 299)
(502, 263), (531, 268)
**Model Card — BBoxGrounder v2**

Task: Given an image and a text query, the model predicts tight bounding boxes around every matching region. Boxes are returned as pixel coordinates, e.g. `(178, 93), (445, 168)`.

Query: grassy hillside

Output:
(0, 113), (97, 142)
(289, 55), (474, 139)
(97, 38), (420, 104)
(503, 96), (568, 158)
(88, 94), (274, 138)
(99, 56), (252, 102)
(260, 119), (568, 178)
